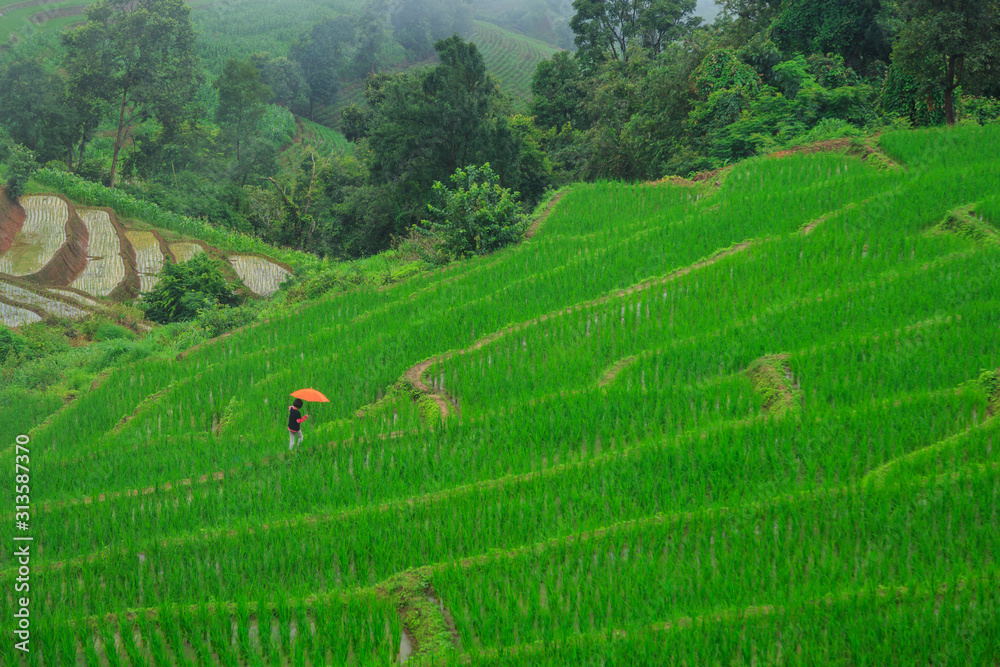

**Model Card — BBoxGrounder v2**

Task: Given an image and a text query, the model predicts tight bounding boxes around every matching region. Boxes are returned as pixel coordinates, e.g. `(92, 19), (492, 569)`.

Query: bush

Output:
(140, 253), (243, 324)
(0, 328), (27, 360)
(93, 322), (135, 342)
(421, 163), (527, 259)
(4, 144), (38, 200)
(194, 303), (259, 338)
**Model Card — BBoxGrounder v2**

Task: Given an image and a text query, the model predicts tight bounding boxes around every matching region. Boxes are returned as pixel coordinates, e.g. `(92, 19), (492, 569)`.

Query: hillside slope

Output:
(3, 125), (1000, 664)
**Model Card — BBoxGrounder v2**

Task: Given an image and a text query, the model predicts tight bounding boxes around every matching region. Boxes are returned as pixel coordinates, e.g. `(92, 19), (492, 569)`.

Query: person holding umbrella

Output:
(287, 398), (309, 450)
(287, 388), (329, 451)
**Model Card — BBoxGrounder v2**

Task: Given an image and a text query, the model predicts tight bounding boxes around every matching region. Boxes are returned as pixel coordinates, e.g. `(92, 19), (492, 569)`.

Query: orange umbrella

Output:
(290, 388), (330, 403)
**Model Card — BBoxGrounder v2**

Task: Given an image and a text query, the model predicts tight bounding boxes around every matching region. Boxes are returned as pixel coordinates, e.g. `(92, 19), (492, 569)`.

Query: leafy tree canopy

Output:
(62, 0), (200, 187)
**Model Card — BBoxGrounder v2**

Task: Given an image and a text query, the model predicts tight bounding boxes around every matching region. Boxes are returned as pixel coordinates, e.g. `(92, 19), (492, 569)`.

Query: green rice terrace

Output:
(3, 124), (1000, 664)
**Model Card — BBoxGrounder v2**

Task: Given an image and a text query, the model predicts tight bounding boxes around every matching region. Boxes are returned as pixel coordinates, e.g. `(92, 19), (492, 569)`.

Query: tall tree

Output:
(353, 0), (393, 77)
(769, 0), (896, 74)
(366, 35), (518, 191)
(214, 58), (272, 182)
(0, 60), (76, 164)
(289, 17), (355, 121)
(570, 0), (698, 66)
(529, 51), (590, 130)
(893, 0), (1000, 125)
(63, 0), (199, 188)
(250, 54), (310, 114)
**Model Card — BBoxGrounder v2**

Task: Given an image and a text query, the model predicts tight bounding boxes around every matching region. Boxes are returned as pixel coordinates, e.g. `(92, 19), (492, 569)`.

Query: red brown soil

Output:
(0, 188), (26, 255)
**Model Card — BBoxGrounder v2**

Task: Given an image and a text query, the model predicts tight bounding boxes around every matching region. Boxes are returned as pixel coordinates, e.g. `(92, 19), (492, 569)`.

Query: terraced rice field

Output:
(48, 287), (100, 307)
(470, 20), (562, 105)
(0, 300), (41, 326)
(0, 195), (67, 277)
(229, 253), (291, 296)
(0, 193), (290, 323)
(3, 125), (1000, 664)
(279, 117), (352, 168)
(126, 230), (165, 293)
(0, 279), (90, 319)
(70, 208), (125, 296)
(169, 241), (205, 263)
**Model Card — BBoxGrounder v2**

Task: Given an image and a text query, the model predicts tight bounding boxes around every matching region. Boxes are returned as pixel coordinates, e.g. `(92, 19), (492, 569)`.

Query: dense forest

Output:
(1, 0), (998, 259)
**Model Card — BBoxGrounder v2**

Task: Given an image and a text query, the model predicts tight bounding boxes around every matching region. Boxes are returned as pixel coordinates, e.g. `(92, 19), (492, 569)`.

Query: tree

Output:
(570, 0), (698, 66)
(289, 17), (355, 120)
(391, 0), (474, 60)
(250, 54), (310, 114)
(422, 163), (527, 259)
(141, 253), (241, 323)
(893, 0), (1000, 125)
(0, 60), (77, 164)
(352, 0), (393, 77)
(769, 0), (896, 74)
(3, 144), (39, 201)
(366, 36), (520, 196)
(62, 0), (199, 188)
(529, 51), (590, 130)
(214, 59), (272, 184)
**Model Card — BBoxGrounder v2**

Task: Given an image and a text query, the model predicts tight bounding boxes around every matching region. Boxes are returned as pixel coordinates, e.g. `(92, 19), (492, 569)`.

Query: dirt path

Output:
(599, 356), (639, 387)
(744, 354), (801, 416)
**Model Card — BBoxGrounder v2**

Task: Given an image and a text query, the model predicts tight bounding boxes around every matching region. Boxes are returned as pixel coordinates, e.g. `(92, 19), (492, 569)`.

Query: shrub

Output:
(0, 328), (27, 360)
(421, 163), (527, 259)
(140, 253), (243, 324)
(4, 144), (38, 200)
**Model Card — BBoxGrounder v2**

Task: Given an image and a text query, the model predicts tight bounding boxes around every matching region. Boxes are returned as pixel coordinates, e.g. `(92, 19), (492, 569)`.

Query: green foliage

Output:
(214, 59), (274, 185)
(570, 0), (699, 66)
(391, 0), (472, 60)
(3, 143), (38, 200)
(422, 163), (527, 259)
(140, 253), (243, 323)
(289, 16), (354, 120)
(893, 0), (1000, 124)
(192, 303), (260, 338)
(0, 59), (76, 163)
(92, 322), (136, 342)
(62, 0), (201, 187)
(769, 0), (894, 73)
(529, 51), (589, 131)
(0, 327), (27, 360)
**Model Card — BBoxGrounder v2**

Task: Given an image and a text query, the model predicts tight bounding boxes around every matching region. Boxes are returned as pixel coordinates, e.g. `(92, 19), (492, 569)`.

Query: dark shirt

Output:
(288, 406), (304, 432)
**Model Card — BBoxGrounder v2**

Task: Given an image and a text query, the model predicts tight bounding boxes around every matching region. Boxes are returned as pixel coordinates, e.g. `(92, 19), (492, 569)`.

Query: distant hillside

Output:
(470, 19), (562, 107)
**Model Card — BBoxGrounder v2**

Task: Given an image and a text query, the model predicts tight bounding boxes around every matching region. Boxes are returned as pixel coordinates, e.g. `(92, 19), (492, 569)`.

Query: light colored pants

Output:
(289, 430), (303, 450)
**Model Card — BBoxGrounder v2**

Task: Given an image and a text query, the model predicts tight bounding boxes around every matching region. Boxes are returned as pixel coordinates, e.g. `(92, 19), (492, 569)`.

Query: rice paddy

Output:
(229, 253), (291, 297)
(0, 195), (67, 276)
(126, 229), (165, 293)
(2, 124), (999, 664)
(169, 241), (205, 263)
(0, 279), (90, 319)
(70, 208), (125, 296)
